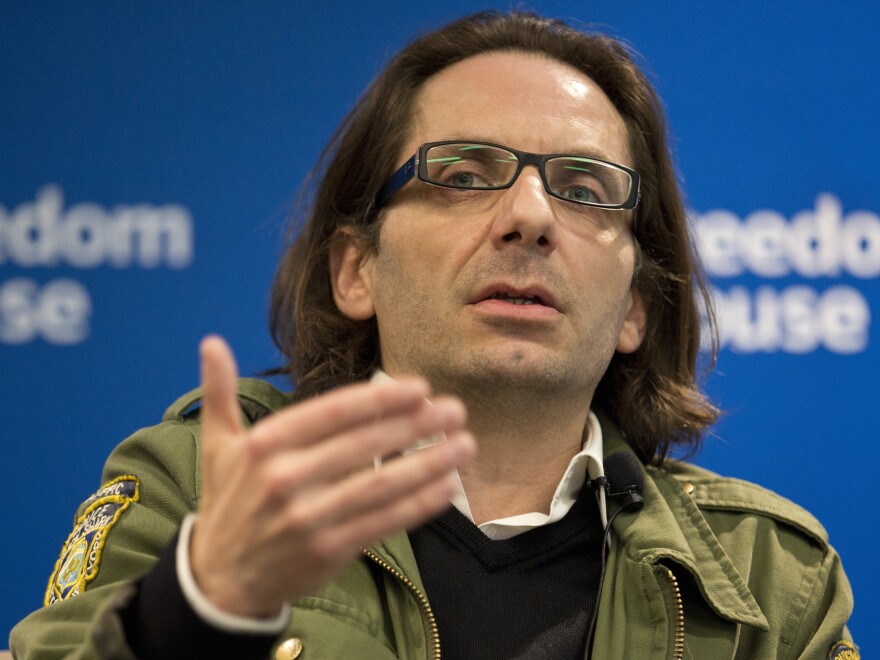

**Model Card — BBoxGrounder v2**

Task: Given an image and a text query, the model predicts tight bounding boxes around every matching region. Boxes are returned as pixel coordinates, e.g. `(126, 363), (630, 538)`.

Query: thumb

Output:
(199, 335), (244, 501)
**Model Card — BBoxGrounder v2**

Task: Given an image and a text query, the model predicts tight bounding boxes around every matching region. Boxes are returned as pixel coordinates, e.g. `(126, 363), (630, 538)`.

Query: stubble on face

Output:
(363, 51), (641, 416)
(368, 226), (632, 412)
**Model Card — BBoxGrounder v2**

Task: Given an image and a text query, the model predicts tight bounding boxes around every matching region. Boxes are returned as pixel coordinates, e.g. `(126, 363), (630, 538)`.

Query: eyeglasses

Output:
(375, 140), (641, 215)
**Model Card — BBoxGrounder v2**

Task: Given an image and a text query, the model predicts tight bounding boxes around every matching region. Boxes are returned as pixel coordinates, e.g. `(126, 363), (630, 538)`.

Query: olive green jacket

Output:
(11, 379), (855, 659)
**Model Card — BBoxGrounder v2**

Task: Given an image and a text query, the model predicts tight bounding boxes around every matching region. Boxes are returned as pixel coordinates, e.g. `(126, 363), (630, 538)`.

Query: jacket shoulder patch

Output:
(44, 475), (140, 605)
(828, 640), (860, 659)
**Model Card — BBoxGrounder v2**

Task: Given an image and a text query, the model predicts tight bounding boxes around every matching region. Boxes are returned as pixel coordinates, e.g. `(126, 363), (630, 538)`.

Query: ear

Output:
(328, 228), (376, 321)
(616, 287), (647, 354)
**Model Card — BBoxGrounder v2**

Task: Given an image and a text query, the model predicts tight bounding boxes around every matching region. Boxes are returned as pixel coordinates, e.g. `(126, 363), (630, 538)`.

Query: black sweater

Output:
(408, 486), (604, 660)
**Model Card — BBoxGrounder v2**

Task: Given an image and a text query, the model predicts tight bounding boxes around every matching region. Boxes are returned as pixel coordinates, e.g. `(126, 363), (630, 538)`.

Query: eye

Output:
(432, 159), (494, 188)
(553, 181), (608, 205)
(448, 171), (482, 188)
(560, 185), (597, 203)
(424, 144), (517, 190)
(548, 159), (611, 205)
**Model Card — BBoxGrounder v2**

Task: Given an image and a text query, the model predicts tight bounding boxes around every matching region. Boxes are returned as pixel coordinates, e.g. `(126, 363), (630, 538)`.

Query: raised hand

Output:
(189, 336), (475, 618)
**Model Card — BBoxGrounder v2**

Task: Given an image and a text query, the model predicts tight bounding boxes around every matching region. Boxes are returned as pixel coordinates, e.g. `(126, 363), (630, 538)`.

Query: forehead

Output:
(409, 51), (632, 166)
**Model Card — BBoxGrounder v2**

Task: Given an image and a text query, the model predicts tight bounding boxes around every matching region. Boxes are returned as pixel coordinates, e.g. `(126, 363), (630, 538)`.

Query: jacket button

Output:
(682, 481), (695, 494)
(275, 637), (303, 660)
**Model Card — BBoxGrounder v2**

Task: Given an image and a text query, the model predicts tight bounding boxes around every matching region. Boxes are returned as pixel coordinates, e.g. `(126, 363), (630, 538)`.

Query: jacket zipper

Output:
(363, 548), (441, 660)
(654, 565), (685, 660)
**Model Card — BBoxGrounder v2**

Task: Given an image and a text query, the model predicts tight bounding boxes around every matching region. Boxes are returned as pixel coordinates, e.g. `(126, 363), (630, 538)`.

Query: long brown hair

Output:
(269, 11), (718, 464)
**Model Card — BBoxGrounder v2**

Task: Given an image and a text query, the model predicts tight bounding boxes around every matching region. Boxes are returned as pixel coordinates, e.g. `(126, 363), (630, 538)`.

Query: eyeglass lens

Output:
(423, 143), (632, 207)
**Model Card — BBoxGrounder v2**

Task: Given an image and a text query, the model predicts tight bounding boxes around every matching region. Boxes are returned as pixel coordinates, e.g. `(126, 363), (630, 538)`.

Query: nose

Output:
(489, 164), (558, 254)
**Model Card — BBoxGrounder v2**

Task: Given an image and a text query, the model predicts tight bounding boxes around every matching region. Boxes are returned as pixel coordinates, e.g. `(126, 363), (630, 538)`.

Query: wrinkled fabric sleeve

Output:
(119, 526), (278, 659)
(793, 542), (856, 660)
(9, 415), (277, 659)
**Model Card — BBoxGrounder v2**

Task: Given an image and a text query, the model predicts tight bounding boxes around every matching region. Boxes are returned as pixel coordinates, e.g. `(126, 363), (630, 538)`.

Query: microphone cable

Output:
(583, 452), (645, 660)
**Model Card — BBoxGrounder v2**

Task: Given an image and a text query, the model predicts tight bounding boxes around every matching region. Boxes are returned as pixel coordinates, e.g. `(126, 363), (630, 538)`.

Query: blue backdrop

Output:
(3, 1), (878, 653)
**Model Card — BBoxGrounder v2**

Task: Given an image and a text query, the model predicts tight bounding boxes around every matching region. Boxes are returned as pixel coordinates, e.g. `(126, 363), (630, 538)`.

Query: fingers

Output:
(308, 433), (476, 556)
(199, 336), (245, 510)
(303, 429), (476, 527)
(191, 345), (478, 610)
(200, 335), (244, 443)
(248, 377), (432, 457)
(255, 396), (467, 496)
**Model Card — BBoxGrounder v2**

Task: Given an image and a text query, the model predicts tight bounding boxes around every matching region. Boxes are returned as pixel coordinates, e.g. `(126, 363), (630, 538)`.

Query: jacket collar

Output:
(598, 411), (769, 631)
(372, 412), (770, 631)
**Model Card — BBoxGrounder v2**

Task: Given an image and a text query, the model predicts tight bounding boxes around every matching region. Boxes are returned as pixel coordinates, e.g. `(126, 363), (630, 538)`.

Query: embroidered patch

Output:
(828, 640), (860, 660)
(44, 475), (140, 605)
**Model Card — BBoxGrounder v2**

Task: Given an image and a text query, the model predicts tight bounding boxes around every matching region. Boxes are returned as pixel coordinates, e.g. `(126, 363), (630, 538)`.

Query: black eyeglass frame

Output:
(375, 140), (641, 216)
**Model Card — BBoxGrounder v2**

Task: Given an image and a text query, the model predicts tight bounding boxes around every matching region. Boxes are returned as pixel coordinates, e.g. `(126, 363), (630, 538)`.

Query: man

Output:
(11, 11), (855, 659)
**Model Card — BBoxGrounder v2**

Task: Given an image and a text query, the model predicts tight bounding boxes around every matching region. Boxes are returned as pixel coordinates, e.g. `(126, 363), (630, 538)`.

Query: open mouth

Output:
(486, 291), (544, 306)
(470, 281), (560, 314)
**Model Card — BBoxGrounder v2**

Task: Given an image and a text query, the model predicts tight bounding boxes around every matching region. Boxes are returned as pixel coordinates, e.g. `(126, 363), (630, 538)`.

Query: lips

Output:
(471, 283), (560, 311)
(487, 291), (543, 305)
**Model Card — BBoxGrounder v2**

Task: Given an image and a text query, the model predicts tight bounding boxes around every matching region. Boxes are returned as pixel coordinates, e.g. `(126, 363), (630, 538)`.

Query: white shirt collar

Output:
(371, 370), (606, 540)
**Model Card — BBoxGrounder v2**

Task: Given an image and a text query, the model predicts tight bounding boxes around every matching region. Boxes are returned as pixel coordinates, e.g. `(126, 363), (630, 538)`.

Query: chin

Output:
(447, 350), (587, 396)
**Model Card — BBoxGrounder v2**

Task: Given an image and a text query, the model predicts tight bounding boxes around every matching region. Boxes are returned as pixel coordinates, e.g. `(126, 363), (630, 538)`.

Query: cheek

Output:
(569, 233), (637, 286)
(566, 241), (638, 331)
(370, 232), (436, 322)
(599, 226), (639, 278)
(377, 206), (481, 285)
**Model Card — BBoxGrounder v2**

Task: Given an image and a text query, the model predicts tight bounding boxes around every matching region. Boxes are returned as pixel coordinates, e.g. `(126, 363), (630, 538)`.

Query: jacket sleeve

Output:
(10, 410), (282, 659)
(9, 417), (200, 658)
(11, 381), (297, 659)
(792, 540), (856, 660)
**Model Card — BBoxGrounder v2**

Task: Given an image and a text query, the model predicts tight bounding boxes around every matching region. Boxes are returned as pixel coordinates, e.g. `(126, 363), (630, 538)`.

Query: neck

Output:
(446, 383), (594, 525)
